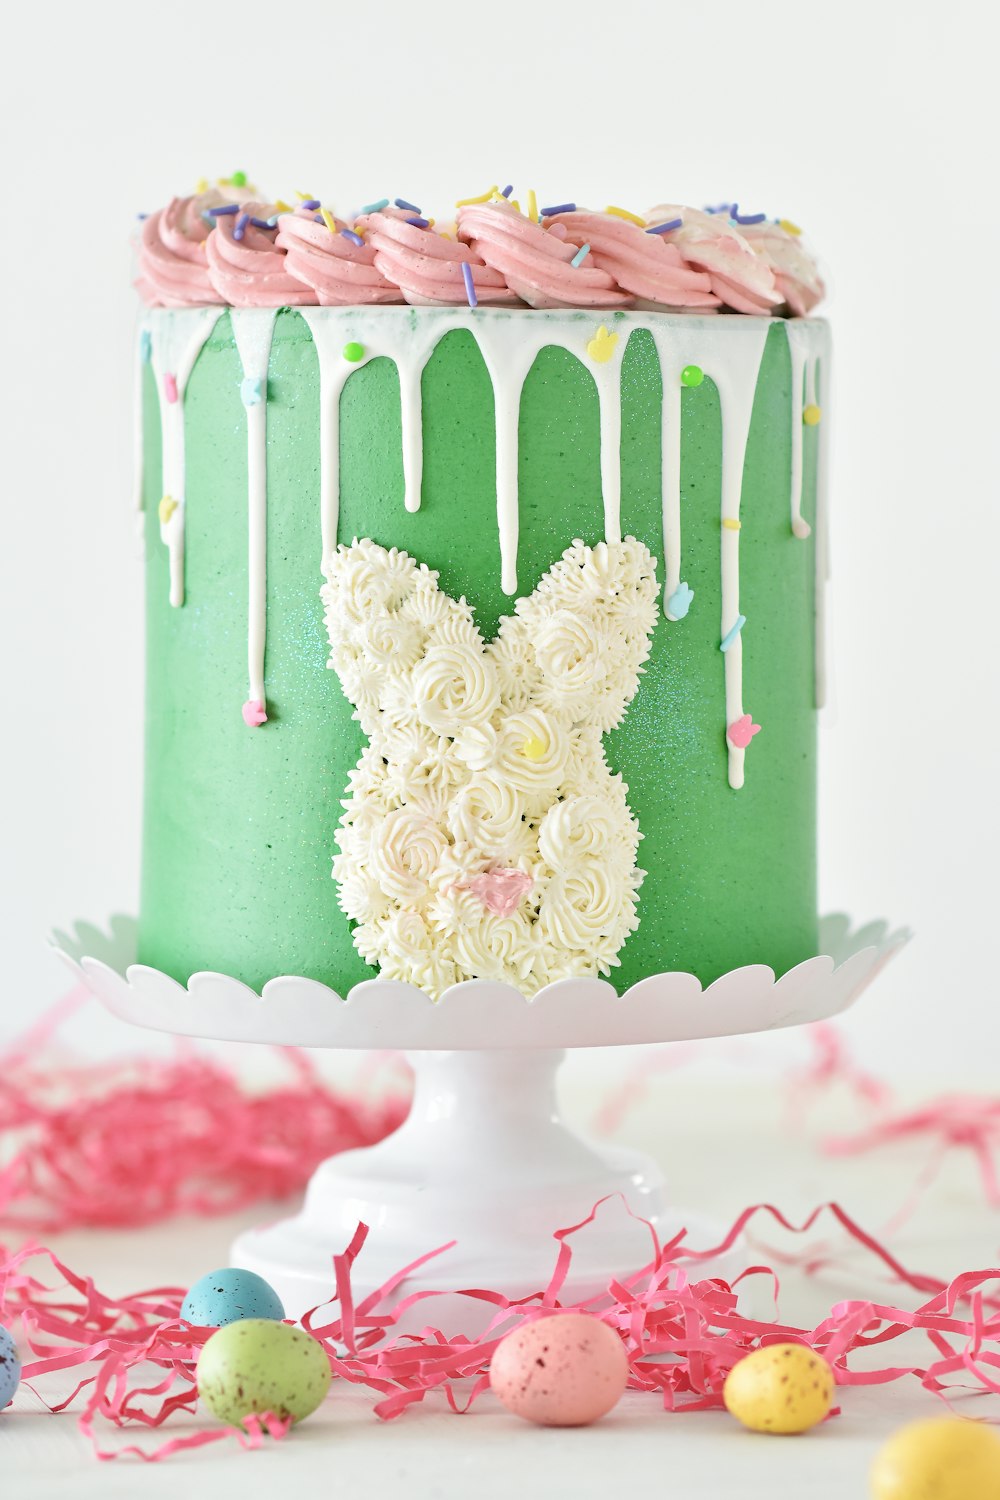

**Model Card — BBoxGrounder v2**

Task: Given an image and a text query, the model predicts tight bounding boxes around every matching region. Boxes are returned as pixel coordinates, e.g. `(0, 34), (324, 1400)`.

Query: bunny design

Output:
(322, 536), (660, 999)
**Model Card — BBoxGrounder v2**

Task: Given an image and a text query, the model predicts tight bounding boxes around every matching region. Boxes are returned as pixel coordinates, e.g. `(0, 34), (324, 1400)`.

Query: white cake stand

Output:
(51, 914), (908, 1325)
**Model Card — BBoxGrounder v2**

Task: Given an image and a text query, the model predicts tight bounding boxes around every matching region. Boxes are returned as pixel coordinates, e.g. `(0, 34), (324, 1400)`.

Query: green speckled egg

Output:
(196, 1318), (331, 1428)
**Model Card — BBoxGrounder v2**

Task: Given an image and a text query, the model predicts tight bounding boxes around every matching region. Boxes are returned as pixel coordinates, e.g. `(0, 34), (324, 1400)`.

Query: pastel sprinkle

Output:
(139, 329), (152, 363)
(647, 217), (683, 235)
(720, 615), (747, 652)
(406, 216), (431, 229)
(779, 218), (803, 236)
(230, 170), (247, 188)
(359, 198), (389, 214)
(730, 204), (767, 225)
(461, 262), (477, 309)
(395, 197), (421, 213)
(158, 495), (178, 525)
(527, 189), (538, 223)
(803, 404), (822, 426)
(500, 184), (513, 198)
(605, 205), (646, 227)
(233, 212), (249, 241)
(295, 190), (315, 202)
(163, 373), (178, 404)
(242, 698), (267, 728)
(587, 325), (619, 363)
(727, 713), (761, 749)
(681, 364), (704, 387)
(667, 582), (694, 619)
(341, 229), (365, 247)
(207, 204), (240, 217)
(300, 198), (321, 211)
(320, 207), (338, 234)
(240, 376), (263, 407)
(722, 517), (742, 531)
(136, 212), (148, 220)
(194, 177), (209, 195)
(274, 199), (293, 214)
(342, 341), (365, 363)
(521, 735), (547, 761)
(455, 185), (498, 207)
(571, 244), (591, 267)
(250, 216), (273, 230)
(541, 202), (576, 216)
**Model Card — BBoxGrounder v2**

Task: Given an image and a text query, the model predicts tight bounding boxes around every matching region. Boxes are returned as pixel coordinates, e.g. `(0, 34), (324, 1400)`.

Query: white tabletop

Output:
(2, 1071), (987, 1497)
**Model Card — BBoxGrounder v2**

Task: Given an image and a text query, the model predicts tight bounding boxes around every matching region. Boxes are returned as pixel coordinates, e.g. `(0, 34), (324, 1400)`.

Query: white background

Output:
(2, 0), (998, 1081)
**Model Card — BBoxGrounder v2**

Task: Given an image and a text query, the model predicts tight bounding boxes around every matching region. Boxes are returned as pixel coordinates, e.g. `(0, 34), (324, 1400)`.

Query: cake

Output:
(133, 180), (828, 998)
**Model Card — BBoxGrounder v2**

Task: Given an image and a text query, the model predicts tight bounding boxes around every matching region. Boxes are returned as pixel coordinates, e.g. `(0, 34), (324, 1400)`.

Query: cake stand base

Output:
(232, 1048), (738, 1327)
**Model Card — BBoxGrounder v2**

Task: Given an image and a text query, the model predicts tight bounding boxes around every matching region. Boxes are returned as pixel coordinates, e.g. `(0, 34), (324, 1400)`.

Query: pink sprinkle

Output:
(727, 713), (761, 749)
(242, 698), (267, 727)
(466, 868), (534, 918)
(164, 372), (178, 404)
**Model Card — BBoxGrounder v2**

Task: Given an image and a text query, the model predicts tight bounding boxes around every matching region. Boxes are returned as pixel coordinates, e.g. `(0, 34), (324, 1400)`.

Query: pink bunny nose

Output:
(466, 868), (534, 917)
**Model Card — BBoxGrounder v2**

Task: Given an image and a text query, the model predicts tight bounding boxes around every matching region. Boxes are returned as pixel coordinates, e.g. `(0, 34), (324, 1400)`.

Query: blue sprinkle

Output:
(541, 202), (576, 216)
(233, 212), (250, 241)
(249, 216), (273, 230)
(266, 215), (279, 227)
(201, 211), (215, 225)
(136, 211), (149, 220)
(570, 244), (590, 267)
(301, 198), (321, 211)
(208, 204), (240, 216)
(461, 261), (478, 309)
(704, 203), (731, 215)
(395, 197), (421, 212)
(240, 376), (264, 407)
(730, 203), (767, 225)
(139, 329), (152, 363)
(340, 229), (365, 247)
(359, 197), (390, 214)
(646, 217), (683, 235)
(406, 215), (431, 229)
(667, 581), (694, 620)
(314, 212), (325, 222)
(500, 184), (514, 198)
(720, 614), (747, 652)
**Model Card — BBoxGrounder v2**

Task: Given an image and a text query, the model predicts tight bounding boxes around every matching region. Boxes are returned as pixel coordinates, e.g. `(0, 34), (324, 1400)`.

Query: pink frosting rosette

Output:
(136, 189), (237, 307)
(457, 199), (632, 310)
(205, 201), (313, 308)
(734, 220), (825, 316)
(643, 205), (782, 315)
(545, 210), (719, 311)
(276, 205), (400, 305)
(361, 207), (519, 306)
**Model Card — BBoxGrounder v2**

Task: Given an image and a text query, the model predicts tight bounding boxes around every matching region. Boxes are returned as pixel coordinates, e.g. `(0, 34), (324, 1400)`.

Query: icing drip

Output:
(785, 320), (831, 706)
(133, 317), (151, 515)
(231, 309), (279, 720)
(148, 308), (222, 606)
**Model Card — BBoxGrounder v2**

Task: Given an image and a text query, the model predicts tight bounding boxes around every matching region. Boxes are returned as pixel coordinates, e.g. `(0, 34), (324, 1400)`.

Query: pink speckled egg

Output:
(489, 1313), (629, 1426)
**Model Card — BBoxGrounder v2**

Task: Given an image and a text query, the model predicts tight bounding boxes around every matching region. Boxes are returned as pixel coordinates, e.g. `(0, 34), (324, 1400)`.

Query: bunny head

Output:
(323, 535), (660, 998)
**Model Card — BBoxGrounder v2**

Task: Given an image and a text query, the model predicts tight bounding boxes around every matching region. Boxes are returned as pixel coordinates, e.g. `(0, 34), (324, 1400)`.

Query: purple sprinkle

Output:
(730, 204), (767, 226)
(406, 215), (430, 229)
(395, 197), (421, 213)
(250, 216), (273, 230)
(341, 229), (365, 247)
(540, 202), (576, 216)
(301, 198), (321, 211)
(208, 204), (240, 217)
(461, 261), (478, 309)
(500, 184), (513, 198)
(646, 217), (683, 235)
(314, 213), (325, 222)
(233, 212), (250, 241)
(136, 211), (149, 220)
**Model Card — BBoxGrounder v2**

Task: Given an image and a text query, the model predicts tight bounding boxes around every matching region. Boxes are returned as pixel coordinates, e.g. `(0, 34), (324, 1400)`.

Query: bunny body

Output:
(323, 536), (660, 998)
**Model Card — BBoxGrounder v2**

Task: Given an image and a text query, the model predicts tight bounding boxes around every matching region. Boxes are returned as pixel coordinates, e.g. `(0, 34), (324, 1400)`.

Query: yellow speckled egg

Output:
(870, 1417), (1000, 1499)
(723, 1343), (835, 1434)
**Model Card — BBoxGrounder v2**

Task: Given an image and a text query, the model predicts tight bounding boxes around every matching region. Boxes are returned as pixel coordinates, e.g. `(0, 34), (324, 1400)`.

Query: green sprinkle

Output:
(681, 364), (704, 388)
(343, 341), (365, 363)
(231, 170), (247, 188)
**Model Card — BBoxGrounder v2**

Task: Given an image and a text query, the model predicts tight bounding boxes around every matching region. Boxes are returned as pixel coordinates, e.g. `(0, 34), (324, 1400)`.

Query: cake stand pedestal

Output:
(52, 915), (908, 1325)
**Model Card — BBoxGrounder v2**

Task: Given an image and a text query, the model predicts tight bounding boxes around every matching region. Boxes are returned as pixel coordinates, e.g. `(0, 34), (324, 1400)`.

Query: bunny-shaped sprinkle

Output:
(323, 536), (659, 998)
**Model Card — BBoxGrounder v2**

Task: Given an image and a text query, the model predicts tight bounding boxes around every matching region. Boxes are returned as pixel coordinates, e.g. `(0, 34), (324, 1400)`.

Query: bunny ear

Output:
(490, 538), (659, 731)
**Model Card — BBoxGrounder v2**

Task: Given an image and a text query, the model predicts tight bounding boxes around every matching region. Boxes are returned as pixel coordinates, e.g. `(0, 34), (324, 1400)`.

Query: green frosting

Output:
(139, 311), (819, 991)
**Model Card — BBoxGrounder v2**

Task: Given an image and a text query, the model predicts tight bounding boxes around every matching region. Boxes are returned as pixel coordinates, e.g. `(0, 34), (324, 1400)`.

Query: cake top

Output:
(135, 176), (824, 317)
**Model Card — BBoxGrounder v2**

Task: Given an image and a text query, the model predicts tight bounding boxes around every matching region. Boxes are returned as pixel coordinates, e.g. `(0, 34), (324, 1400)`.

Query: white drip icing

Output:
(812, 335), (832, 710)
(148, 308), (222, 606)
(231, 309), (279, 717)
(132, 316), (151, 515)
(785, 320), (831, 706)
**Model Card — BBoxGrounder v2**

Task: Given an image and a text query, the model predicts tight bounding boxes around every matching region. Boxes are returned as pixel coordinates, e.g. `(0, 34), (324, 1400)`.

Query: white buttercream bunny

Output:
(323, 536), (659, 998)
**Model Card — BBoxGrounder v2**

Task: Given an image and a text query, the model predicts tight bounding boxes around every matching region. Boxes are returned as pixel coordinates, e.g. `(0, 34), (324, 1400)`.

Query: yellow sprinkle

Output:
(605, 204), (646, 227)
(803, 403), (822, 426)
(320, 207), (337, 235)
(295, 189), (313, 201)
(527, 189), (538, 223)
(521, 735), (547, 761)
(722, 517), (742, 531)
(426, 217), (436, 229)
(194, 177), (208, 195)
(587, 325), (619, 363)
(274, 199), (292, 214)
(455, 185), (499, 208)
(508, 200), (521, 215)
(779, 218), (803, 236)
(158, 495), (178, 524)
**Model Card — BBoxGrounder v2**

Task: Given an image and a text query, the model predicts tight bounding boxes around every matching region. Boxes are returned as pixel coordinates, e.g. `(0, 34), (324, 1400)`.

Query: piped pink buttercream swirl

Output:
(644, 205), (782, 315)
(735, 221), (825, 317)
(546, 211), (719, 311)
(136, 190), (233, 307)
(457, 200), (632, 310)
(361, 208), (519, 306)
(205, 201), (313, 308)
(276, 206), (400, 305)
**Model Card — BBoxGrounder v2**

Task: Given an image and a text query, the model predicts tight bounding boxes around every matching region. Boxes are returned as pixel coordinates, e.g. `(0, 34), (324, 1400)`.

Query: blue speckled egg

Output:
(181, 1268), (285, 1328)
(0, 1325), (21, 1410)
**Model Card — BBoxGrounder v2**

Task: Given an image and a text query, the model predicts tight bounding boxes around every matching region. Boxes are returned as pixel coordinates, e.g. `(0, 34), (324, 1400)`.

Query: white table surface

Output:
(2, 1067), (993, 1498)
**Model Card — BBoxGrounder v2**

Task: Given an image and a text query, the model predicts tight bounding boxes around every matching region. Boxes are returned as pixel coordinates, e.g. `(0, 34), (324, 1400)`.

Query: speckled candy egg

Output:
(723, 1343), (835, 1434)
(870, 1417), (1000, 1499)
(0, 1325), (21, 1410)
(181, 1267), (285, 1327)
(197, 1319), (331, 1428)
(489, 1312), (629, 1426)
